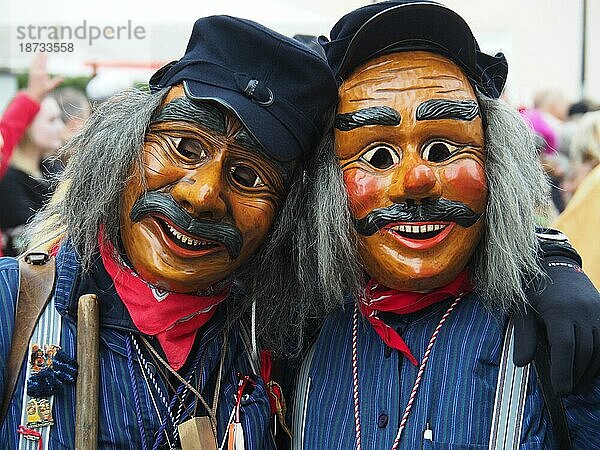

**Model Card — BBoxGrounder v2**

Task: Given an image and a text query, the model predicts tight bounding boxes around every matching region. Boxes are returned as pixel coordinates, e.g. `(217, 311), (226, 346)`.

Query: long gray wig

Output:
(237, 109), (364, 355)
(28, 89), (166, 265)
(303, 94), (550, 313)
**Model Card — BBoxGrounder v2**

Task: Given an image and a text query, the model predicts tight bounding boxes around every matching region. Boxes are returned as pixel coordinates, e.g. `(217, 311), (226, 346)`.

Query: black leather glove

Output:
(514, 251), (600, 395)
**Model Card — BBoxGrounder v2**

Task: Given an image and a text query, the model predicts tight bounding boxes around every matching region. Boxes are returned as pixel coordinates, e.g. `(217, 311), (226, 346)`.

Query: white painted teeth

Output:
(391, 224), (446, 234)
(166, 224), (211, 247)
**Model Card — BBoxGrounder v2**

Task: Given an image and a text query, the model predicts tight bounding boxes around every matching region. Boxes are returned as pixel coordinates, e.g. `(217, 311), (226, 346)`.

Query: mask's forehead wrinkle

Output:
(348, 96), (390, 103)
(345, 75), (398, 92)
(421, 74), (463, 82)
(374, 85), (446, 94)
(436, 88), (464, 94)
(378, 65), (428, 74)
(356, 57), (395, 74)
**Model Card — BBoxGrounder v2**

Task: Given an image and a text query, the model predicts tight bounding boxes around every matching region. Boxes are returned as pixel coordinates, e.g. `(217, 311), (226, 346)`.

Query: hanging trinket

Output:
(178, 416), (217, 450)
(17, 425), (43, 450)
(29, 344), (60, 373)
(227, 422), (244, 450)
(25, 398), (54, 428)
(226, 374), (255, 450)
(27, 347), (78, 398)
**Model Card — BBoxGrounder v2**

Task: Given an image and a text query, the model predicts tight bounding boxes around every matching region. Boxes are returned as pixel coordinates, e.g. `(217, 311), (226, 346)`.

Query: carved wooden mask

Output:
(335, 51), (488, 291)
(120, 85), (287, 292)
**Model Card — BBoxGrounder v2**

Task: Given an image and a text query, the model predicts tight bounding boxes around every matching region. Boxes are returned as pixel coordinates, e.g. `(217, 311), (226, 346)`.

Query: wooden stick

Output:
(75, 294), (100, 450)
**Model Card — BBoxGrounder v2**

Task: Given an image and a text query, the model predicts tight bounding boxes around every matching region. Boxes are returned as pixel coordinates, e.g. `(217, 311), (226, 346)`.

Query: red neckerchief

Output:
(359, 270), (473, 366)
(99, 238), (230, 370)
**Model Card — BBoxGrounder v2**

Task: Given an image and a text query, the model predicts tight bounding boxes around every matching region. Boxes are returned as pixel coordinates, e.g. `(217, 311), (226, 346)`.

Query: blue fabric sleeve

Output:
(563, 377), (600, 449)
(0, 257), (20, 404)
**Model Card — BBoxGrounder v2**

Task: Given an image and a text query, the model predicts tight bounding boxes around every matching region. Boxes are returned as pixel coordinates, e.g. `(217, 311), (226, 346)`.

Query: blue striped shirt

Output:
(0, 244), (275, 449)
(296, 296), (600, 449)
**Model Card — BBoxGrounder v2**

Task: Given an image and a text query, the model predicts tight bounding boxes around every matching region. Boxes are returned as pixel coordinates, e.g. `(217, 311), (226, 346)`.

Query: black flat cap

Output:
(320, 1), (508, 98)
(150, 15), (337, 162)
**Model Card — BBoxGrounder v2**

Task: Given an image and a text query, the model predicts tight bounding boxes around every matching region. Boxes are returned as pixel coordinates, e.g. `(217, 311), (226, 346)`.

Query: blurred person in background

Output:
(554, 164), (600, 289)
(554, 110), (600, 289)
(534, 88), (569, 123)
(556, 99), (599, 177)
(534, 89), (574, 158)
(41, 87), (91, 178)
(561, 110), (600, 204)
(53, 87), (91, 142)
(568, 99), (598, 120)
(0, 53), (62, 178)
(0, 86), (65, 256)
(0, 53), (62, 256)
(520, 108), (565, 218)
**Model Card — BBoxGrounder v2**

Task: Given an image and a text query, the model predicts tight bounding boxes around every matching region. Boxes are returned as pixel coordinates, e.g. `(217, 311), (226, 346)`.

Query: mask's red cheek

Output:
(441, 159), (488, 208)
(342, 168), (388, 218)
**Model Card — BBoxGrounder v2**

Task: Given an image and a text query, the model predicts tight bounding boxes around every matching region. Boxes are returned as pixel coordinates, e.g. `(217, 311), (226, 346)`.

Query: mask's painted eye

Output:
(230, 165), (264, 188)
(173, 137), (209, 160)
(360, 145), (400, 170)
(422, 141), (460, 162)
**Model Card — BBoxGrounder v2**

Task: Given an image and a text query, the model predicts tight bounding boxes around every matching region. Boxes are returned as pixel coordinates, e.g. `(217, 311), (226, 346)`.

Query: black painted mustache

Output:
(130, 191), (243, 258)
(354, 198), (482, 236)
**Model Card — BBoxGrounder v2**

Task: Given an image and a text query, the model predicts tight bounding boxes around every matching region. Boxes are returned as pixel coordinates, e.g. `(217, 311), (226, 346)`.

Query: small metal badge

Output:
(26, 398), (54, 428)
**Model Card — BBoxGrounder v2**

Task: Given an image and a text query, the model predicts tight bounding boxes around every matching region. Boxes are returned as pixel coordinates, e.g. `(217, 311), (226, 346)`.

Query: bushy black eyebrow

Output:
(233, 129), (262, 154)
(232, 129), (295, 184)
(152, 96), (226, 134)
(153, 97), (294, 183)
(335, 106), (401, 131)
(416, 99), (479, 121)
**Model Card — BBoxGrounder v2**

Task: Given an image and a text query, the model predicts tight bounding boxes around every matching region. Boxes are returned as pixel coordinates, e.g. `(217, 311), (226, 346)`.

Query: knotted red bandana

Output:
(359, 270), (473, 366)
(99, 238), (229, 370)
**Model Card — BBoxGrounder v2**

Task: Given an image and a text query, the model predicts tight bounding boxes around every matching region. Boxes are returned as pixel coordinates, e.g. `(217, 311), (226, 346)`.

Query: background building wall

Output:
(441, 0), (596, 105)
(0, 0), (597, 106)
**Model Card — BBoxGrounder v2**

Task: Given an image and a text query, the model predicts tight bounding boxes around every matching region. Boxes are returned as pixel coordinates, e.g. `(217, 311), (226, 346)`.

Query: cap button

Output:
(243, 79), (274, 107)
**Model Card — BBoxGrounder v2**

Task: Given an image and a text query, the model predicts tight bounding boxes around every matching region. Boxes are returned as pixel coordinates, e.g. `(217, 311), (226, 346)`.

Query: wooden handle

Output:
(75, 294), (100, 450)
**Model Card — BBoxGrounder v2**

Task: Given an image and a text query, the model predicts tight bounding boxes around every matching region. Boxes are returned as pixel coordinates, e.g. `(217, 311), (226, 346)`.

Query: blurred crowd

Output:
(515, 90), (600, 286)
(1, 53), (599, 282)
(0, 54), (92, 256)
(517, 90), (600, 219)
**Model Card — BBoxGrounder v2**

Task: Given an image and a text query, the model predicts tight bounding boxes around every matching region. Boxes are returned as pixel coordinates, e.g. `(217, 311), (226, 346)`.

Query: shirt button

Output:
(377, 413), (389, 428)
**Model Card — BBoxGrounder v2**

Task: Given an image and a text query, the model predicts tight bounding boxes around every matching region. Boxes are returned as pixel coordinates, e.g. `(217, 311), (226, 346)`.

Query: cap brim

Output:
(182, 80), (300, 163)
(338, 2), (479, 80)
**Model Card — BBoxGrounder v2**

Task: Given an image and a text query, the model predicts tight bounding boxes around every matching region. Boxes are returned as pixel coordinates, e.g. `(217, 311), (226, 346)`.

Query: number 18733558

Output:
(19, 42), (74, 52)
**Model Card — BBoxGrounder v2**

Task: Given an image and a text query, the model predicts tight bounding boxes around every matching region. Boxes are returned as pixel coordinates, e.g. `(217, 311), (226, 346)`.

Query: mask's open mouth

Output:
(387, 222), (448, 240)
(383, 221), (455, 250)
(155, 216), (222, 251)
